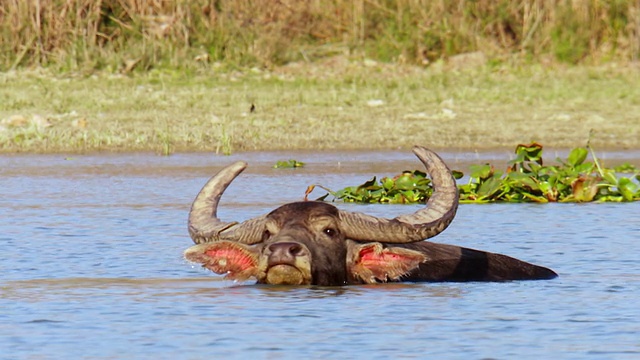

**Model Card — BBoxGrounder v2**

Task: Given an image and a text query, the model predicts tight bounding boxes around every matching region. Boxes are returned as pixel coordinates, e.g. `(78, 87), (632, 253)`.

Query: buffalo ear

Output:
(346, 240), (427, 284)
(184, 240), (262, 281)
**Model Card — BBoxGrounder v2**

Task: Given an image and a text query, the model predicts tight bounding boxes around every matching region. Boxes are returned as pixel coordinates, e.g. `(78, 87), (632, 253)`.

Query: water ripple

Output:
(1, 152), (639, 359)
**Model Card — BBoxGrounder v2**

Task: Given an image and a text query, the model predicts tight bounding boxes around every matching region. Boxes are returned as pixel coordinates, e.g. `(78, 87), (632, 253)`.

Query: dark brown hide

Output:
(357, 242), (558, 283)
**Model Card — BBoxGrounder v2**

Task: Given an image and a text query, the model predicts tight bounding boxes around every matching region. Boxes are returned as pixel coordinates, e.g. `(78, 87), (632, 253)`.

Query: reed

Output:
(1, 0), (638, 71)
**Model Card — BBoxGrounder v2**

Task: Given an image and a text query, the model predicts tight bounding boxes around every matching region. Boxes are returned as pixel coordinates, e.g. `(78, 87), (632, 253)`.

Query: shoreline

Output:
(2, 146), (638, 165)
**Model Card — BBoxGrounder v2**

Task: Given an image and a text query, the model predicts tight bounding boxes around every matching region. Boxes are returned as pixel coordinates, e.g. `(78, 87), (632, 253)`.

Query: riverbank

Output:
(1, 60), (638, 154)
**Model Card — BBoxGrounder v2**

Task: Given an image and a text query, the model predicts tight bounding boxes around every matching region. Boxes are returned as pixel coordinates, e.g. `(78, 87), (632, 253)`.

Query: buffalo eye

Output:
(323, 228), (337, 238)
(262, 229), (271, 241)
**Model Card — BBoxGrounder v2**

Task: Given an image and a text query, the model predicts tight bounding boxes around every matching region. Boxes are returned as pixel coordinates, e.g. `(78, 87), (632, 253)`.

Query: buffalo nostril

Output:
(268, 242), (307, 258)
(288, 243), (304, 256)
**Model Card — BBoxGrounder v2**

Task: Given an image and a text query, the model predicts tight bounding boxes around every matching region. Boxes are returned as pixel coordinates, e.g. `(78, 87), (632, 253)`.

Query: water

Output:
(1, 150), (639, 359)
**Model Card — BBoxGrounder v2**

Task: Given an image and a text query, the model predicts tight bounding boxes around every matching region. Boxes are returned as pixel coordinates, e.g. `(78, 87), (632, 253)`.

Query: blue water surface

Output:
(1, 151), (639, 359)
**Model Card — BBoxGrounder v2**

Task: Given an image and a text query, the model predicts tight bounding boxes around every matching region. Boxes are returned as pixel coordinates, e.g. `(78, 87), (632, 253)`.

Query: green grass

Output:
(1, 61), (639, 154)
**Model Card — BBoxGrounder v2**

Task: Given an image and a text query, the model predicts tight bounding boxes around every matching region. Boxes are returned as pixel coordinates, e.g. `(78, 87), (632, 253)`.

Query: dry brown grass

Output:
(1, 0), (639, 71)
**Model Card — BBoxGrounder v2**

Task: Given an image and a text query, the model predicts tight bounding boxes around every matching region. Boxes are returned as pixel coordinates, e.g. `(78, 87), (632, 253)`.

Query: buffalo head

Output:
(184, 146), (459, 286)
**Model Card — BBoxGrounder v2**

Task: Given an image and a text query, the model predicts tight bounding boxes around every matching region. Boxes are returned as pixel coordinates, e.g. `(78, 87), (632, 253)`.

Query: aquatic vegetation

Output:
(310, 143), (639, 204)
(614, 163), (638, 173)
(273, 160), (305, 169)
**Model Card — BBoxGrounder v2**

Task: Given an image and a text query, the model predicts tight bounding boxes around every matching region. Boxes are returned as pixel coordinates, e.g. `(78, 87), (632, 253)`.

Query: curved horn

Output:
(339, 146), (458, 243)
(188, 161), (266, 245)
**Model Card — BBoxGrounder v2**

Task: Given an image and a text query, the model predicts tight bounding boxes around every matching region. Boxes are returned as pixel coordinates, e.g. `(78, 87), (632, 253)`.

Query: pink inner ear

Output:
(204, 246), (257, 274)
(354, 244), (426, 282)
(359, 247), (404, 266)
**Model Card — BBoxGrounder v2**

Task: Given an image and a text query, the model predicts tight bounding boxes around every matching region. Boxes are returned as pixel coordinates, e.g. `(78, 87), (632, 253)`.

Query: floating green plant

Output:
(308, 143), (639, 204)
(273, 159), (305, 169)
(614, 163), (638, 173)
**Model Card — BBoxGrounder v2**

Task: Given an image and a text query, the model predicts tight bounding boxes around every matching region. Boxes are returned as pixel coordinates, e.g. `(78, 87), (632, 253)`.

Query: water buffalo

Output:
(184, 146), (557, 286)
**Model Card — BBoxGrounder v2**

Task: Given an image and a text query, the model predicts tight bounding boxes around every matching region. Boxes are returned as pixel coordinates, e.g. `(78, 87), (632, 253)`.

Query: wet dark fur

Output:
(392, 242), (557, 282)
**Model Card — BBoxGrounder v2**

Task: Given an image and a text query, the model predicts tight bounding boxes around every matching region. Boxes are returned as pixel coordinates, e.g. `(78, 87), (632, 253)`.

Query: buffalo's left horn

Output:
(338, 146), (458, 243)
(188, 161), (266, 244)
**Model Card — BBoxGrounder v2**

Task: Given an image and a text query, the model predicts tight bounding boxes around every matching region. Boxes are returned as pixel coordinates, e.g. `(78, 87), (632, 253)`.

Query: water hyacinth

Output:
(273, 160), (305, 169)
(310, 143), (639, 204)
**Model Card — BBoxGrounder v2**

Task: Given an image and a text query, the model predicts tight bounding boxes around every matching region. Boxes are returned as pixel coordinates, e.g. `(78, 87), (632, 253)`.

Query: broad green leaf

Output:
(402, 190), (417, 202)
(394, 174), (417, 190)
(602, 170), (619, 185)
(567, 147), (588, 167)
(528, 162), (542, 174)
(508, 172), (539, 191)
(477, 174), (503, 197)
(382, 177), (394, 190)
(507, 152), (526, 167)
(574, 163), (594, 174)
(618, 177), (638, 201)
(469, 164), (493, 180)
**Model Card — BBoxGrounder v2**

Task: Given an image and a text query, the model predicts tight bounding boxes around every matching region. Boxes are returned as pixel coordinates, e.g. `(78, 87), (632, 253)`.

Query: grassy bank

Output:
(1, 61), (638, 154)
(1, 0), (638, 72)
(1, 1), (638, 154)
